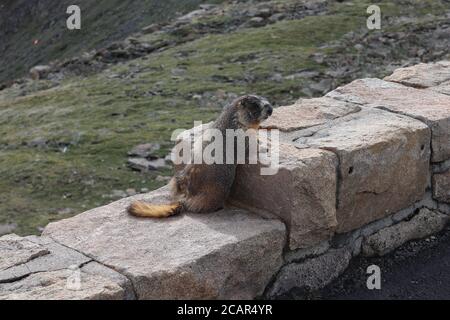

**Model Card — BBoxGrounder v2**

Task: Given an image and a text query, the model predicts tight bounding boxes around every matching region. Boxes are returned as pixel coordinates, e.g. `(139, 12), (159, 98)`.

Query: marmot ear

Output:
(239, 95), (259, 110)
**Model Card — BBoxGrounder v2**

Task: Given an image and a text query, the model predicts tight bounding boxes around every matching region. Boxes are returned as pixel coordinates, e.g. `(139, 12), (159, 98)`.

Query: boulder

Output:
(0, 234), (49, 271)
(432, 170), (450, 203)
(384, 61), (450, 88)
(127, 157), (166, 171)
(43, 187), (285, 299)
(29, 65), (51, 80)
(230, 145), (338, 250)
(327, 78), (450, 162)
(127, 143), (160, 158)
(0, 235), (133, 300)
(0, 265), (127, 300)
(295, 107), (430, 233)
(142, 23), (160, 34)
(362, 208), (449, 256)
(260, 97), (360, 132)
(0, 224), (17, 236)
(266, 246), (352, 298)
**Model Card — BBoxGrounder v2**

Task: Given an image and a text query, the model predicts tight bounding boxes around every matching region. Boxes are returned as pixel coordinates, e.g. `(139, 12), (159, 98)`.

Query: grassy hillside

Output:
(0, 0), (226, 84)
(1, 0), (450, 235)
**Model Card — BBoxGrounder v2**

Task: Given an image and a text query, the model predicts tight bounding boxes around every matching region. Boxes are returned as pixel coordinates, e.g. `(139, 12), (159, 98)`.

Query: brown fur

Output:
(128, 95), (273, 218)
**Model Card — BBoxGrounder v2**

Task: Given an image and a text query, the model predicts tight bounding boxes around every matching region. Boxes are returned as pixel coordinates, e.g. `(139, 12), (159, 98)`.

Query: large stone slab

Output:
(327, 78), (450, 162)
(266, 246), (352, 298)
(261, 97), (360, 132)
(432, 170), (450, 203)
(0, 264), (128, 300)
(0, 235), (133, 300)
(384, 61), (450, 88)
(43, 186), (285, 299)
(230, 144), (338, 250)
(294, 107), (430, 233)
(0, 234), (49, 271)
(362, 208), (449, 256)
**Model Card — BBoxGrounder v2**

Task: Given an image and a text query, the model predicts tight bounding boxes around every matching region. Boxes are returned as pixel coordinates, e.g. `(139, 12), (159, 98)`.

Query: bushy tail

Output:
(127, 201), (183, 218)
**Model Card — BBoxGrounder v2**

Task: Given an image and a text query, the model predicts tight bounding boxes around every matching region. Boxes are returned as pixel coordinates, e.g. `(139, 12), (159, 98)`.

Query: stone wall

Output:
(1, 61), (450, 300)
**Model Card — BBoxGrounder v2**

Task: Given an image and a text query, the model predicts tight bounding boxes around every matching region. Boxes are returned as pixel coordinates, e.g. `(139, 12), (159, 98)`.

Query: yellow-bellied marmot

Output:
(128, 95), (273, 218)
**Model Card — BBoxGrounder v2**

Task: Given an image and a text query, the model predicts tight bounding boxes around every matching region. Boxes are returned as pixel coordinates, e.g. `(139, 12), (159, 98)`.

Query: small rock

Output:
(0, 224), (17, 236)
(156, 175), (171, 182)
(142, 23), (160, 34)
(127, 158), (166, 172)
(247, 17), (265, 27)
(147, 159), (167, 170)
(171, 68), (186, 76)
(30, 65), (51, 80)
(57, 208), (75, 215)
(177, 9), (206, 22)
(140, 188), (149, 193)
(269, 13), (285, 22)
(269, 73), (283, 82)
(126, 188), (137, 196)
(310, 79), (333, 94)
(199, 4), (217, 10)
(111, 190), (127, 199)
(28, 137), (47, 148)
(127, 143), (160, 158)
(312, 53), (325, 64)
(285, 70), (320, 80)
(256, 8), (272, 18)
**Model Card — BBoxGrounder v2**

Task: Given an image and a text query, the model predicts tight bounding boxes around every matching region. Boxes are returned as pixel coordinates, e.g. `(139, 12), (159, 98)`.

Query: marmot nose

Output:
(267, 106), (273, 116)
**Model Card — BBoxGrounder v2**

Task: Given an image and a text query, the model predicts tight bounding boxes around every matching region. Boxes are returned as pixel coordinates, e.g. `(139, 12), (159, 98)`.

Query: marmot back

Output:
(128, 95), (273, 218)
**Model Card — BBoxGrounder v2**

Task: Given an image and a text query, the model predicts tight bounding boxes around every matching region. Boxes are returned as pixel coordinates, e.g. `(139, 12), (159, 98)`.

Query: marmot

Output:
(128, 95), (273, 218)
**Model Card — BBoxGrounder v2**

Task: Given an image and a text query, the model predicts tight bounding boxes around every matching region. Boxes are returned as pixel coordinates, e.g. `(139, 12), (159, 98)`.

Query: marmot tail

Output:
(127, 201), (183, 218)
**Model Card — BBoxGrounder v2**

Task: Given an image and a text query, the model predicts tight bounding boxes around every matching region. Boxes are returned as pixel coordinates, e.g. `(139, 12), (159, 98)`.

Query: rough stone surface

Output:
(362, 208), (449, 257)
(327, 78), (450, 162)
(432, 159), (450, 173)
(0, 234), (49, 271)
(266, 247), (352, 298)
(432, 171), (450, 203)
(0, 234), (132, 300)
(0, 235), (89, 283)
(384, 61), (450, 88)
(284, 241), (330, 263)
(0, 268), (126, 300)
(43, 187), (286, 299)
(260, 97), (360, 132)
(295, 107), (430, 233)
(230, 144), (338, 250)
(430, 80), (450, 96)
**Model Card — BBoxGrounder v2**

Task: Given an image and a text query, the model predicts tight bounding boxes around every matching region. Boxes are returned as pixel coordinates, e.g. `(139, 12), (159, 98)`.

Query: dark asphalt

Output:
(286, 224), (450, 300)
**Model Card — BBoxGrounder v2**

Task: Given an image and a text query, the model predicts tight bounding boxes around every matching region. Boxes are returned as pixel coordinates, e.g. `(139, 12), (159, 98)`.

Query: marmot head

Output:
(235, 95), (273, 129)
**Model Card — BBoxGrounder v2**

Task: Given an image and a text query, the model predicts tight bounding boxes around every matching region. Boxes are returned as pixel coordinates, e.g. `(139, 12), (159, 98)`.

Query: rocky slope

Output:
(0, 0), (226, 85)
(1, 0), (450, 235)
